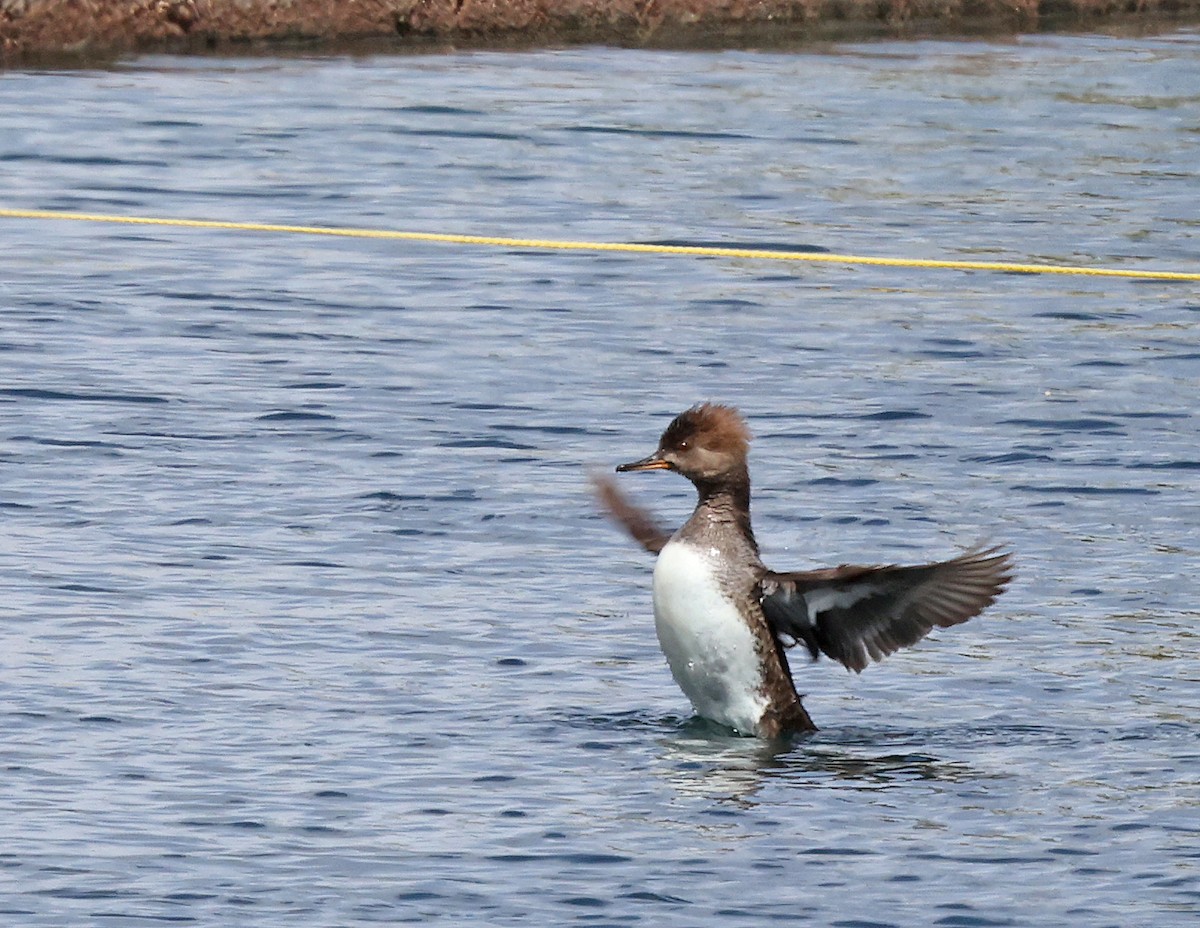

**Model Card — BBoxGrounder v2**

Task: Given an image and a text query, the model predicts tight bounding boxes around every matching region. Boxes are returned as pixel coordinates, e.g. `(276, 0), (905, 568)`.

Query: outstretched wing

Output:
(758, 545), (1014, 673)
(590, 473), (672, 555)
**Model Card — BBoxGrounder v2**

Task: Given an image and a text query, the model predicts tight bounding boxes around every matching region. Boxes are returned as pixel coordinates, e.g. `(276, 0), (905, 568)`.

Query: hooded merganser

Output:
(595, 403), (1013, 738)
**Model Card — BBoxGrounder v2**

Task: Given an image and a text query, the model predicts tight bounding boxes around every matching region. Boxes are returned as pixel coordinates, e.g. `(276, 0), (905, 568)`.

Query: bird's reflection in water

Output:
(656, 717), (983, 806)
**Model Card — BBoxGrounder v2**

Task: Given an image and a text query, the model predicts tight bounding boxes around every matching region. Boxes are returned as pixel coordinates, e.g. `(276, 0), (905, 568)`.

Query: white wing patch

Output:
(801, 585), (882, 624)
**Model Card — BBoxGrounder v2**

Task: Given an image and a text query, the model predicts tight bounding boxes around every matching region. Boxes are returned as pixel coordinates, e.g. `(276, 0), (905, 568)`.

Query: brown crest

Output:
(661, 403), (752, 455)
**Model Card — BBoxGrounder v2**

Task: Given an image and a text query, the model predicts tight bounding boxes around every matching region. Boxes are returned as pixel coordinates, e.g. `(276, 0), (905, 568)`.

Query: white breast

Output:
(651, 540), (768, 735)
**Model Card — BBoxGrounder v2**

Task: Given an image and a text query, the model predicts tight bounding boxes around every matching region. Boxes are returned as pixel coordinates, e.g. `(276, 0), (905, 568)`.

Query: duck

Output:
(593, 403), (1013, 737)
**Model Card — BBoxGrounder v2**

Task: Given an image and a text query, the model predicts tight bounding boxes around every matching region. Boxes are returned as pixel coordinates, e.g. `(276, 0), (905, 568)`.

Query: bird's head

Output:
(617, 403), (752, 486)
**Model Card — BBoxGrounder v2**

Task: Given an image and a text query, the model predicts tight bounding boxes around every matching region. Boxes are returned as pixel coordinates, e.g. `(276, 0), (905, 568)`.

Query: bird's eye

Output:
(678, 440), (690, 451)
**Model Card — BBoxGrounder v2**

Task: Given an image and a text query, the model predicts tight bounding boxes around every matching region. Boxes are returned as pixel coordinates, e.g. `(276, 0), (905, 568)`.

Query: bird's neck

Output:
(692, 467), (755, 545)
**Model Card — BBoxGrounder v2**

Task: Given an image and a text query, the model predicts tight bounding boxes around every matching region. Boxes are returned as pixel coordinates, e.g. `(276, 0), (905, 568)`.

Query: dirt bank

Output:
(2, 0), (1198, 61)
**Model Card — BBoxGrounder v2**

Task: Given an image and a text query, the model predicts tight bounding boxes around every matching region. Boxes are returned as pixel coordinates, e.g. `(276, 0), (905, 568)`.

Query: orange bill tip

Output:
(616, 455), (672, 473)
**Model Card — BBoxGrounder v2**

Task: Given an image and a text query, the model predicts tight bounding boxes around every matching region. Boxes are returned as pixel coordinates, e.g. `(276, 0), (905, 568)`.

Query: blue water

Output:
(2, 31), (1199, 926)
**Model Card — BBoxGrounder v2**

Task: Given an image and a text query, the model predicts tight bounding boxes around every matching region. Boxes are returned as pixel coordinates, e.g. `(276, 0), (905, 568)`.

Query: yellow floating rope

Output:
(2, 208), (1197, 282)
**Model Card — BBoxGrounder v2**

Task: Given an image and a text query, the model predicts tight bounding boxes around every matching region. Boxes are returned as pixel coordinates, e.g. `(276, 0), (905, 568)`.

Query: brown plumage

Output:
(595, 403), (1014, 737)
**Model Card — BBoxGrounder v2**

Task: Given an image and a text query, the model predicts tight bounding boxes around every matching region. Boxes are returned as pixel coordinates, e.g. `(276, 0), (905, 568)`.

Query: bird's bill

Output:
(616, 453), (672, 473)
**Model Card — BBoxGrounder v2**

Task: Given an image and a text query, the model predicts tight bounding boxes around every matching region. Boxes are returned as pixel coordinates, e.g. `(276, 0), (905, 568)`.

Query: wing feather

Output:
(590, 473), (672, 555)
(759, 545), (1014, 673)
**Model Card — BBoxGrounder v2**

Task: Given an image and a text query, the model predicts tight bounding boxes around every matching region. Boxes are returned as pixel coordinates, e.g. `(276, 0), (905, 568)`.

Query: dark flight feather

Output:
(758, 546), (1014, 673)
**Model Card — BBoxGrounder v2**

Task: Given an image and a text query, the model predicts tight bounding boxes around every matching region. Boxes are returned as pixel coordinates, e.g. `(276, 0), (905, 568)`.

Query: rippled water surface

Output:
(2, 30), (1199, 926)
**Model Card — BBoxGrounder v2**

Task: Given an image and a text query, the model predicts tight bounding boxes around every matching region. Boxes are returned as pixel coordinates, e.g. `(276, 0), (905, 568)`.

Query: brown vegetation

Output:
(2, 0), (1198, 61)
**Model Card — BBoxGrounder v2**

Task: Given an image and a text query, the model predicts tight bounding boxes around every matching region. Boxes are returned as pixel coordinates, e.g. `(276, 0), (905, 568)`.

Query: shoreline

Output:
(2, 0), (1198, 63)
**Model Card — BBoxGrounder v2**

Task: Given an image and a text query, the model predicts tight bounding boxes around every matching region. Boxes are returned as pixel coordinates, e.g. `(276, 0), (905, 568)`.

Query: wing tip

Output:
(960, 540), (1017, 587)
(925, 542), (1015, 628)
(591, 471), (672, 555)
